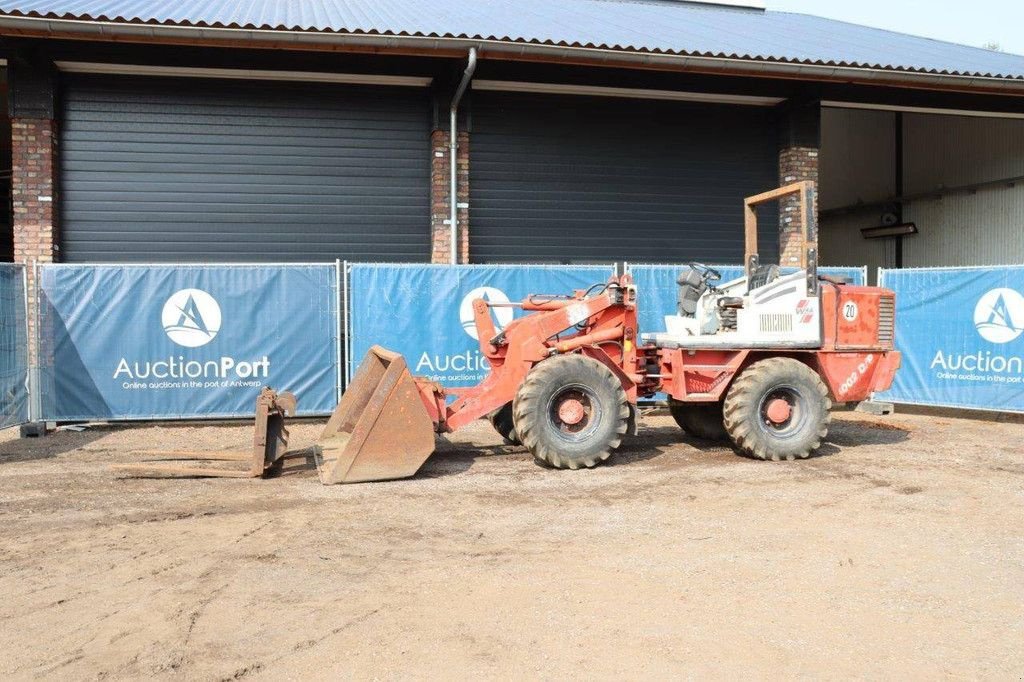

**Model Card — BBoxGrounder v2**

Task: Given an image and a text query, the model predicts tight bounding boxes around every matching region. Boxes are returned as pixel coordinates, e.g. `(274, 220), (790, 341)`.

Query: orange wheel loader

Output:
(314, 181), (901, 484)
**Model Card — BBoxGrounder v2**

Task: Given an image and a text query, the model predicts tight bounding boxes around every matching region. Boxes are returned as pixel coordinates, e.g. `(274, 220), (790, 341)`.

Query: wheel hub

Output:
(557, 397), (587, 426)
(765, 397), (792, 425)
(549, 387), (595, 437)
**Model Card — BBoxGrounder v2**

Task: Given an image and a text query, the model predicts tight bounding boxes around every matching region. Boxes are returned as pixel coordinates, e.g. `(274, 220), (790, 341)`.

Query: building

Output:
(0, 0), (1022, 274)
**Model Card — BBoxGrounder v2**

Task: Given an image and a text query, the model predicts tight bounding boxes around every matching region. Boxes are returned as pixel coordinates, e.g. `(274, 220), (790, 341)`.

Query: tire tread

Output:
(722, 357), (832, 461)
(513, 354), (629, 470)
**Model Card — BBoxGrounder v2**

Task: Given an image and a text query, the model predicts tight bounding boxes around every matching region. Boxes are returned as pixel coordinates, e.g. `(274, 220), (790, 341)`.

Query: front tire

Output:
(488, 402), (520, 445)
(513, 354), (629, 470)
(723, 358), (832, 461)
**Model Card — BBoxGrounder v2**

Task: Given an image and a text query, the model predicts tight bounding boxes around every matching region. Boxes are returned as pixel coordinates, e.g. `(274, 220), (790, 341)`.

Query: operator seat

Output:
(676, 268), (708, 317)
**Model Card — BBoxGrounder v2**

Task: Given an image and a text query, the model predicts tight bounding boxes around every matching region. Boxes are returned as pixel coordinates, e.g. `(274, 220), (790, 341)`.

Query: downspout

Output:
(450, 47), (477, 264)
(894, 111), (905, 269)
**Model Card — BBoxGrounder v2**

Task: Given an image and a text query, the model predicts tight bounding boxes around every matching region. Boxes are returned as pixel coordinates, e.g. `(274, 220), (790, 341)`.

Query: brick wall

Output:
(11, 118), (58, 265)
(778, 146), (819, 266)
(11, 117), (59, 370)
(430, 129), (469, 264)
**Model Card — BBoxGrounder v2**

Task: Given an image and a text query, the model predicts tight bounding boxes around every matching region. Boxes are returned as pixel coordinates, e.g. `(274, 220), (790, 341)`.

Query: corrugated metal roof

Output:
(2, 0), (1023, 81)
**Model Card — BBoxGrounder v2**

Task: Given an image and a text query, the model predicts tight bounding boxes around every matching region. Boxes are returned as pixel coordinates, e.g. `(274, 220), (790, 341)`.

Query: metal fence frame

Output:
(32, 261), (343, 422)
(343, 262), (616, 391)
(4, 259), (942, 425)
(876, 263), (1024, 415)
(0, 264), (31, 429)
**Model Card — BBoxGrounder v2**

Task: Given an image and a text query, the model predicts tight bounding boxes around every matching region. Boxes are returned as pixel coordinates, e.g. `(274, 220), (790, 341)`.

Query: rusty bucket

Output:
(315, 346), (436, 484)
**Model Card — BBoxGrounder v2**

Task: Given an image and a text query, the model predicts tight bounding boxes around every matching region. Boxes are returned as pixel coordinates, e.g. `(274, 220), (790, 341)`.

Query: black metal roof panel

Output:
(2, 0), (1023, 80)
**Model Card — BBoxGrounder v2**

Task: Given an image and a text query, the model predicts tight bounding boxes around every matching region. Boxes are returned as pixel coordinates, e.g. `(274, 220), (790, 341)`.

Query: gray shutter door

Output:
(60, 74), (431, 263)
(470, 92), (779, 265)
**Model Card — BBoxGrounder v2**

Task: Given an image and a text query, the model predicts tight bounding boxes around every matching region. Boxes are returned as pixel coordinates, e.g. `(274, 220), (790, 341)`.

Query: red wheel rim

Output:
(765, 397), (792, 425)
(548, 387), (597, 438)
(557, 398), (587, 426)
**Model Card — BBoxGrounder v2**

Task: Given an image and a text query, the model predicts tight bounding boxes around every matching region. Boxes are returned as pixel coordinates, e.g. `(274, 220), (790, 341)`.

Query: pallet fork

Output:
(114, 387), (297, 479)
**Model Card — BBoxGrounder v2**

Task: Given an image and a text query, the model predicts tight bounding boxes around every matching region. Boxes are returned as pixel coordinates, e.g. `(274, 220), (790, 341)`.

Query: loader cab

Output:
(645, 181), (825, 350)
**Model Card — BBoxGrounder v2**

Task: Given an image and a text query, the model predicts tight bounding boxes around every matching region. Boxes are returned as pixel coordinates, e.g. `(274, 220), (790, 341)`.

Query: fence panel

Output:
(348, 264), (613, 389)
(0, 265), (28, 429)
(876, 265), (1024, 413)
(38, 264), (339, 420)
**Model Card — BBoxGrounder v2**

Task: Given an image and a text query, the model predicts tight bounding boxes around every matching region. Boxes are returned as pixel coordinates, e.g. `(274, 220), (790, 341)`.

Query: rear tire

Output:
(669, 401), (728, 441)
(513, 354), (629, 470)
(723, 358), (832, 461)
(488, 402), (520, 445)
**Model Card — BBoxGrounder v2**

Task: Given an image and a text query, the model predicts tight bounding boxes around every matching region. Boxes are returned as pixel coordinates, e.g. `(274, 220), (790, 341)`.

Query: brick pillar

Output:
(11, 118), (58, 266)
(778, 146), (819, 266)
(430, 129), (470, 264)
(778, 100), (821, 266)
(11, 117), (58, 373)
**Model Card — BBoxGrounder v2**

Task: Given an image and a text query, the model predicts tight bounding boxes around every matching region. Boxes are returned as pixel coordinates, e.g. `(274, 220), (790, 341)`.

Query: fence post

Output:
(28, 261), (42, 427)
(19, 266), (31, 424)
(335, 259), (344, 403)
(342, 260), (350, 392)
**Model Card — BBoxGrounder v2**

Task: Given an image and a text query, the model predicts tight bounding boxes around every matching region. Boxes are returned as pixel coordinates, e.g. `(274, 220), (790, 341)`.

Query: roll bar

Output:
(744, 181), (818, 295)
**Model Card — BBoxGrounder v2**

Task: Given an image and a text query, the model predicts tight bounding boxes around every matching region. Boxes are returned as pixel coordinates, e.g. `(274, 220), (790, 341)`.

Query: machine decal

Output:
(839, 353), (875, 396)
(796, 299), (815, 325)
(842, 301), (859, 322)
(566, 302), (592, 327)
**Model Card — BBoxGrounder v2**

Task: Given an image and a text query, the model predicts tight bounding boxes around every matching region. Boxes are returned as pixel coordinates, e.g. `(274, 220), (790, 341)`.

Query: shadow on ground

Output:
(827, 420), (911, 448)
(0, 427), (110, 463)
(420, 423), (734, 477)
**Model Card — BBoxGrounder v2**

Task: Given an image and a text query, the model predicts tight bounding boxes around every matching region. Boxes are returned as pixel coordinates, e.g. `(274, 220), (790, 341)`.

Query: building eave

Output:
(2, 15), (1024, 98)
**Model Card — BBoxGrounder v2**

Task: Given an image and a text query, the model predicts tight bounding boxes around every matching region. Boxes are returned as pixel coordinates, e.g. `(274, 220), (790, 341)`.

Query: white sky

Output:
(767, 0), (1024, 56)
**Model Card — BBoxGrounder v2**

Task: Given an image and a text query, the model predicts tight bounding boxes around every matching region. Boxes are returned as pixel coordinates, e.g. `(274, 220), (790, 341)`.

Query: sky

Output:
(767, 0), (1024, 56)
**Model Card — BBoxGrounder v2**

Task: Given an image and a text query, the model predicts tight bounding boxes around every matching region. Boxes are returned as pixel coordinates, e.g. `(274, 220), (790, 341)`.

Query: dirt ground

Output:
(0, 409), (1022, 680)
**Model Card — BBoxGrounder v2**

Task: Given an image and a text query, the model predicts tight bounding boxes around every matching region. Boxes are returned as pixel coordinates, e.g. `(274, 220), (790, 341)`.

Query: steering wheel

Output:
(688, 262), (722, 284)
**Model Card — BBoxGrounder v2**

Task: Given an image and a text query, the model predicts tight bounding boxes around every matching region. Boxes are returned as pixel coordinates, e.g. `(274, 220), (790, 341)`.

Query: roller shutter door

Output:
(60, 74), (431, 262)
(470, 92), (779, 264)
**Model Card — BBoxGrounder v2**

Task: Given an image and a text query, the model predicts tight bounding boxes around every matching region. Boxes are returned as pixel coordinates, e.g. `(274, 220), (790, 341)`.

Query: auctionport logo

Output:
(114, 287), (269, 385)
(162, 289), (222, 348)
(931, 286), (1024, 382)
(415, 286), (513, 380)
(974, 288), (1024, 345)
(459, 287), (513, 340)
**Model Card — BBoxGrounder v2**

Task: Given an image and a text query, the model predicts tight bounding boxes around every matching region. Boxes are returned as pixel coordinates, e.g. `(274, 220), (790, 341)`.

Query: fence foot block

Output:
(19, 422), (48, 438)
(856, 400), (895, 416)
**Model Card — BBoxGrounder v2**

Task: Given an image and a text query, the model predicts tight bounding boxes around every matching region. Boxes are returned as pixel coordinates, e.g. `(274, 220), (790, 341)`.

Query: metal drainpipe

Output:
(450, 47), (478, 265)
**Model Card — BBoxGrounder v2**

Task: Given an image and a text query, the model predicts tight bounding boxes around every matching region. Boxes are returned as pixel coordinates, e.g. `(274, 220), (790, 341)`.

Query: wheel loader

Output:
(314, 181), (902, 484)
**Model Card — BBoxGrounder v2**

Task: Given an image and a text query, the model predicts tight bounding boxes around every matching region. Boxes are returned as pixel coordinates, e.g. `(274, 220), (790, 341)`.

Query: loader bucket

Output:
(315, 345), (436, 484)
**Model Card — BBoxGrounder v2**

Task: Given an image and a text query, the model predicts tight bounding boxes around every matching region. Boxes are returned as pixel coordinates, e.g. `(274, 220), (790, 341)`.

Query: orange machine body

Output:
(414, 274), (901, 434)
(656, 282), (901, 405)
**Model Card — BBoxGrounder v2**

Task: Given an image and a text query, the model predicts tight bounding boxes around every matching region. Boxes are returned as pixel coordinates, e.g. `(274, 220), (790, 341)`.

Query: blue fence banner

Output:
(348, 264), (612, 388)
(0, 265), (28, 429)
(38, 264), (339, 420)
(629, 264), (866, 348)
(877, 266), (1024, 413)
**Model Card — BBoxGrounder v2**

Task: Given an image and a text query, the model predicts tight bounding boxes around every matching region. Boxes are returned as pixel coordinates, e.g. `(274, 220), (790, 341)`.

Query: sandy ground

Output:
(0, 409), (1022, 680)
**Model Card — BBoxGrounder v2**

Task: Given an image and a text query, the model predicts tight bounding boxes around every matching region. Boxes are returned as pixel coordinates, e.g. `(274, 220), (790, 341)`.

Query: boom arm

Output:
(430, 277), (639, 432)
